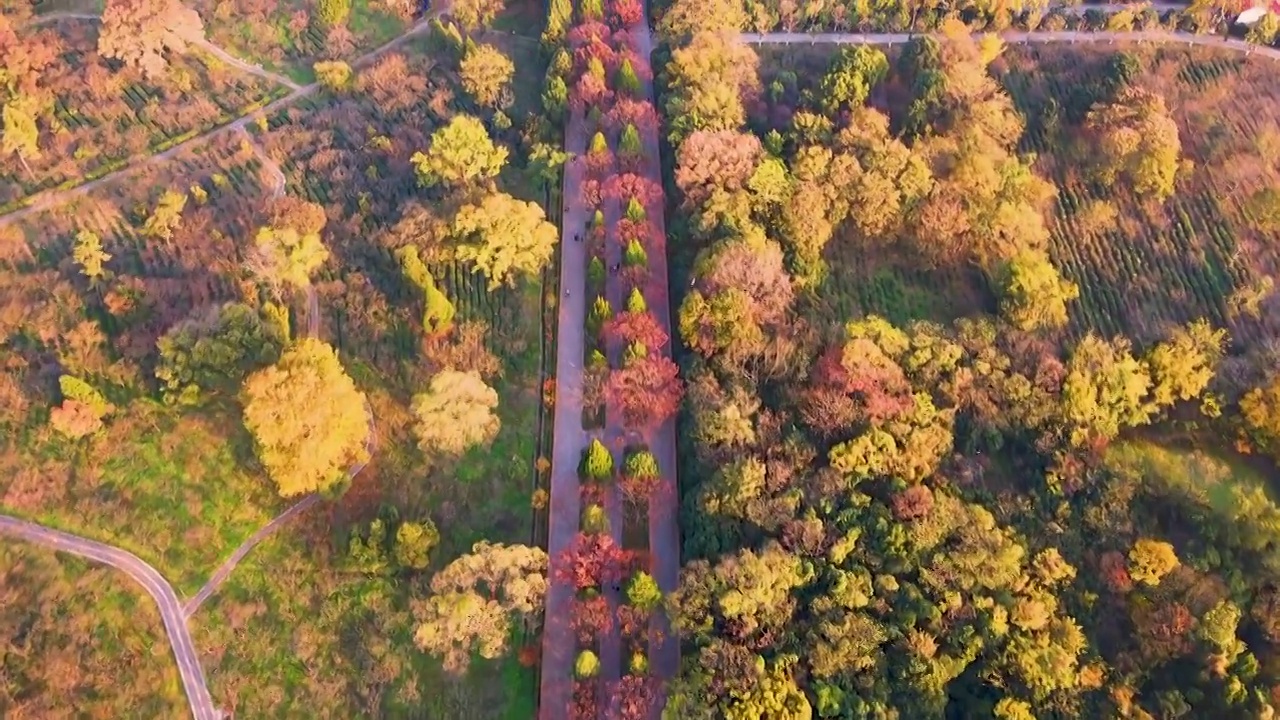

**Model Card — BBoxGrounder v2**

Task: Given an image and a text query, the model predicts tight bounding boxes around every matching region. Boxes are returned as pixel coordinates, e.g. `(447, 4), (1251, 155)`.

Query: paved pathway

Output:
(0, 516), (220, 720)
(3, 7), (448, 227)
(741, 29), (1280, 60)
(538, 114), (590, 718)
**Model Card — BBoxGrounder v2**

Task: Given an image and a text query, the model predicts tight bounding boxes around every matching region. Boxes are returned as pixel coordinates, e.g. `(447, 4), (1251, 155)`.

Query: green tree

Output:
(820, 46), (889, 113)
(616, 57), (640, 97)
(626, 570), (663, 611)
(996, 250), (1079, 331)
(50, 375), (115, 439)
(452, 0), (506, 32)
(582, 437), (614, 481)
(624, 238), (648, 267)
(155, 302), (285, 405)
(460, 43), (514, 108)
(394, 520), (441, 570)
(412, 115), (508, 188)
(453, 192), (558, 289)
(1128, 538), (1179, 586)
(412, 370), (501, 456)
(241, 338), (369, 497)
(627, 287), (647, 314)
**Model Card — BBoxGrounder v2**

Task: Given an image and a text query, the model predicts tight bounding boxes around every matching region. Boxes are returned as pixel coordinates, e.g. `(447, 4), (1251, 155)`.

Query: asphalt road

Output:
(0, 516), (221, 720)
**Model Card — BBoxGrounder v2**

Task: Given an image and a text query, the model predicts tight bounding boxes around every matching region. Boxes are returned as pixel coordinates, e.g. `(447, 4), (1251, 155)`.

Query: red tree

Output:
(615, 217), (656, 247)
(586, 145), (615, 179)
(571, 594), (613, 645)
(1099, 550), (1134, 594)
(602, 173), (663, 206)
(616, 603), (650, 644)
(608, 355), (684, 429)
(580, 178), (602, 209)
(605, 310), (669, 351)
(606, 98), (660, 132)
(571, 72), (613, 112)
(566, 20), (612, 48)
(608, 0), (644, 28)
(556, 532), (628, 591)
(572, 680), (599, 720)
(615, 675), (657, 720)
(674, 129), (764, 207)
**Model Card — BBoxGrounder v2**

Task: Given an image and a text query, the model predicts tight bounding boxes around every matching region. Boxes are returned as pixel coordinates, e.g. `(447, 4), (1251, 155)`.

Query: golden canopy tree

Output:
(452, 192), (558, 289)
(459, 43), (514, 109)
(241, 338), (369, 497)
(411, 114), (508, 188)
(452, 0), (507, 33)
(1145, 319), (1225, 410)
(996, 250), (1079, 331)
(414, 541), (548, 675)
(411, 369), (500, 456)
(1086, 87), (1182, 201)
(664, 32), (760, 145)
(99, 0), (205, 79)
(247, 202), (330, 293)
(2, 97), (40, 178)
(1061, 333), (1153, 447)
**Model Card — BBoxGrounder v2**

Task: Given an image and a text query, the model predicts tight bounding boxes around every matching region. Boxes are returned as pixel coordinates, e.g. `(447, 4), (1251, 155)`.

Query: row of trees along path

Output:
(540, 0), (681, 717)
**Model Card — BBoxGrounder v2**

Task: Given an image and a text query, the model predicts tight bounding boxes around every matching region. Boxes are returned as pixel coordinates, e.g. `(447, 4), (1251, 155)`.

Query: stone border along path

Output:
(3, 4), (452, 227)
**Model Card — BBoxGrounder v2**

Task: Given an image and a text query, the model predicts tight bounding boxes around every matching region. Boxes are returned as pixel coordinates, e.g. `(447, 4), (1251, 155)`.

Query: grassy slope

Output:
(0, 542), (185, 717)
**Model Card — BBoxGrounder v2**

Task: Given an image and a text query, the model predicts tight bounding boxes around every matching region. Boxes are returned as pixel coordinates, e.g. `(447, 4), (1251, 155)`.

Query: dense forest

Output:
(656, 5), (1280, 719)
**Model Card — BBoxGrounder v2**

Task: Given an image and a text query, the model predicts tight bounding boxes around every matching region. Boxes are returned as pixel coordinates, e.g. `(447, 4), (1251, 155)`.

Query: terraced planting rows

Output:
(999, 44), (1280, 347)
(1, 21), (287, 213)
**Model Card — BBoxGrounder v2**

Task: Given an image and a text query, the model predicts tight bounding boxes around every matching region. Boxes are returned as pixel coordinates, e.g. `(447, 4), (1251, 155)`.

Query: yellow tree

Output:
(2, 97), (39, 179)
(453, 192), (558, 288)
(247, 222), (330, 293)
(996, 250), (1079, 331)
(1128, 538), (1179, 586)
(411, 114), (508, 188)
(241, 338), (369, 497)
(1087, 87), (1182, 201)
(1145, 319), (1226, 410)
(452, 0), (507, 32)
(412, 369), (500, 456)
(141, 189), (187, 240)
(664, 32), (761, 145)
(459, 43), (514, 109)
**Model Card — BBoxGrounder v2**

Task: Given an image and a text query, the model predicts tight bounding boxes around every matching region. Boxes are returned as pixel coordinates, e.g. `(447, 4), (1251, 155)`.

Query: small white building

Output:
(1238, 1), (1278, 24)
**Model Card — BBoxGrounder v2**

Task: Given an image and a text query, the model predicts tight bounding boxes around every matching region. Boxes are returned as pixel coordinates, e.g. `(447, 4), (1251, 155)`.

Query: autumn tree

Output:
(1087, 87), (1182, 201)
(398, 246), (455, 335)
(49, 376), (114, 440)
(249, 223), (329, 294)
(453, 192), (558, 289)
(2, 97), (39, 178)
(1241, 374), (1280, 459)
(996, 250), (1079, 331)
(607, 354), (684, 429)
(460, 43), (514, 109)
(412, 115), (508, 188)
(141, 189), (187, 240)
(155, 302), (285, 406)
(412, 369), (501, 456)
(1128, 538), (1179, 586)
(414, 541), (547, 674)
(1145, 319), (1225, 410)
(316, 0), (352, 27)
(72, 230), (111, 282)
(314, 60), (352, 91)
(820, 45), (889, 113)
(241, 338), (370, 497)
(394, 520), (441, 570)
(99, 0), (205, 78)
(658, 0), (747, 41)
(664, 32), (760, 145)
(452, 0), (507, 32)
(1060, 333), (1153, 447)
(674, 130), (763, 208)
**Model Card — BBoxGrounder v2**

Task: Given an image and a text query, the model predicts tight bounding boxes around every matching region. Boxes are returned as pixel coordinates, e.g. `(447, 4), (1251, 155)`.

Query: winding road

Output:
(0, 516), (220, 720)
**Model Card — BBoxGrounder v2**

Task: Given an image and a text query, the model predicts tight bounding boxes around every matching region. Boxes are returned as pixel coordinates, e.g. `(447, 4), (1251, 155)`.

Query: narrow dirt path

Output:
(0, 516), (220, 720)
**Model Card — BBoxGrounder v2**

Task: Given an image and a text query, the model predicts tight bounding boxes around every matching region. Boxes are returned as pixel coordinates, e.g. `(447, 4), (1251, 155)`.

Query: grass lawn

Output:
(0, 542), (185, 717)
(0, 401), (286, 596)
